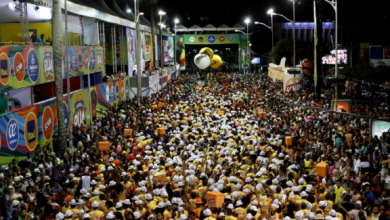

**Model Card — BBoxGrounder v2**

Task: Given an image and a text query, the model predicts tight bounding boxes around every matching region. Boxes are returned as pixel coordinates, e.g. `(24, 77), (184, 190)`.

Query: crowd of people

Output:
(2, 72), (390, 220)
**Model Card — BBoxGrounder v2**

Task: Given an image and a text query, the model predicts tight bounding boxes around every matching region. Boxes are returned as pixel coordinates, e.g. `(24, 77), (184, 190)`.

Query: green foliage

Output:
(269, 39), (314, 65)
(340, 62), (390, 82)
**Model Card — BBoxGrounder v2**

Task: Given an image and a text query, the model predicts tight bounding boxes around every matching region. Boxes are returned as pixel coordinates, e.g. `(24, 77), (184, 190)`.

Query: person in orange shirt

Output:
(61, 190), (73, 207)
(193, 199), (204, 220)
(163, 201), (173, 220)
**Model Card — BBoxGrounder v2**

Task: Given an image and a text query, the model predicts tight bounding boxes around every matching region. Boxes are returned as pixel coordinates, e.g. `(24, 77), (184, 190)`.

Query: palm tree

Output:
(52, 1), (67, 152)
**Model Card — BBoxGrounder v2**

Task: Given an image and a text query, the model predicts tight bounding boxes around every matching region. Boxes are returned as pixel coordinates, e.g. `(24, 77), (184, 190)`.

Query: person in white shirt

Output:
(353, 154), (361, 174)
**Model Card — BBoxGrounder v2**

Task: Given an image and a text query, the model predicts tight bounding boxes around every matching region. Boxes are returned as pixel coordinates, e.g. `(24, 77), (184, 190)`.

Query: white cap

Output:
(56, 212), (65, 220)
(83, 214), (91, 219)
(329, 209), (337, 217)
(203, 209), (212, 216)
(116, 202), (123, 209)
(92, 201), (100, 208)
(106, 212), (115, 219)
(295, 211), (304, 219)
(123, 199), (131, 205)
(245, 214), (253, 219)
(134, 212), (141, 219)
(65, 210), (73, 217)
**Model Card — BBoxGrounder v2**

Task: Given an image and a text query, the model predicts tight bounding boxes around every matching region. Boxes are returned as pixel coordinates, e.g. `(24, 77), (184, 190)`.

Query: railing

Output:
(150, 74), (160, 85)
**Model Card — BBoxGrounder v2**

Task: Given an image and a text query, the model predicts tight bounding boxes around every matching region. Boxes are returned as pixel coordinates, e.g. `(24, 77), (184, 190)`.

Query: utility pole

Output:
(136, 0), (142, 103)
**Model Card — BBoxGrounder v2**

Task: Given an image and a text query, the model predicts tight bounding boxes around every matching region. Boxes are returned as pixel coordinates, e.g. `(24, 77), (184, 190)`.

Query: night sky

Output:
(136, 0), (389, 53)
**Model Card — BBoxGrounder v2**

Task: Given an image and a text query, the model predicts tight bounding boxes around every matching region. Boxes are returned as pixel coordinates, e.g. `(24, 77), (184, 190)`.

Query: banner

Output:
(30, 0), (52, 7)
(268, 58), (286, 81)
(63, 46), (104, 78)
(176, 35), (185, 70)
(371, 120), (390, 138)
(127, 28), (136, 76)
(183, 34), (240, 45)
(0, 77), (130, 164)
(107, 36), (128, 66)
(0, 46), (53, 92)
(283, 68), (303, 92)
(94, 77), (131, 118)
(0, 97), (64, 165)
(240, 34), (251, 73)
(331, 99), (352, 113)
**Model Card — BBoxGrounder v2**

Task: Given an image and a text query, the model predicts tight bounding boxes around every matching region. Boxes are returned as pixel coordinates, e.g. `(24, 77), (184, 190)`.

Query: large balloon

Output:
(210, 55), (222, 69)
(194, 54), (211, 69)
(199, 47), (214, 59)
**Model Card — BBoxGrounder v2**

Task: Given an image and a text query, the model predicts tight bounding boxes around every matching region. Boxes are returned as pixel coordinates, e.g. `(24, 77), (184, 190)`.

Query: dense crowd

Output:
(2, 72), (390, 220)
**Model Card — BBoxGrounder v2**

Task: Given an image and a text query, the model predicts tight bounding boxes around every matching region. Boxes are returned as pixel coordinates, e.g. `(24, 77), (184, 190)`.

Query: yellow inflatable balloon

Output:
(210, 55), (222, 69)
(199, 47), (214, 59)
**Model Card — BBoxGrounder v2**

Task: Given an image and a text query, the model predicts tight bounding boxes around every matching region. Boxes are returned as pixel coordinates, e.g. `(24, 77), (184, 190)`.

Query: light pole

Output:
(290, 0), (296, 66)
(159, 11), (166, 70)
(174, 18), (179, 78)
(324, 0), (338, 109)
(244, 18), (250, 74)
(267, 8), (294, 64)
(135, 0), (144, 103)
(254, 21), (272, 48)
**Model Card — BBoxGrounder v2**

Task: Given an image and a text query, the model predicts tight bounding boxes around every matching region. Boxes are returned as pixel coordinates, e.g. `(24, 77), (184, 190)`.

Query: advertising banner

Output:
(0, 97), (65, 165)
(127, 28), (136, 76)
(331, 99), (352, 113)
(283, 68), (303, 92)
(30, 0), (52, 7)
(94, 77), (131, 118)
(183, 34), (240, 45)
(240, 34), (251, 73)
(0, 46), (53, 93)
(176, 35), (186, 70)
(0, 76), (130, 164)
(107, 36), (128, 66)
(63, 46), (104, 78)
(0, 46), (104, 93)
(371, 120), (390, 138)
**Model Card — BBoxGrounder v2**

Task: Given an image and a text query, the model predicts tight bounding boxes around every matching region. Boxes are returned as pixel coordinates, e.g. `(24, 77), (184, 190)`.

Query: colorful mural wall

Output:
(0, 77), (131, 165)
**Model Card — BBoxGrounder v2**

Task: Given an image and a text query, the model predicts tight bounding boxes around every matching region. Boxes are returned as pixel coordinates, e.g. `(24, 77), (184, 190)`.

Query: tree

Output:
(52, 0), (67, 153)
(269, 39), (314, 66)
(340, 63), (390, 82)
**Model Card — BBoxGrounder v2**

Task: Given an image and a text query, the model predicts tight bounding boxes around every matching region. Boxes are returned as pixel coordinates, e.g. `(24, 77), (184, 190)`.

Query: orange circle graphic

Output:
(0, 52), (11, 85)
(42, 106), (54, 141)
(13, 52), (25, 82)
(24, 112), (38, 151)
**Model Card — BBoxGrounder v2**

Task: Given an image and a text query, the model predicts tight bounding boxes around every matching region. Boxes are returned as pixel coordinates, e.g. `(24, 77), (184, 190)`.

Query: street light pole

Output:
(267, 9), (294, 63)
(325, 0), (338, 109)
(292, 0), (296, 66)
(159, 11), (166, 72)
(174, 18), (179, 78)
(245, 18), (250, 74)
